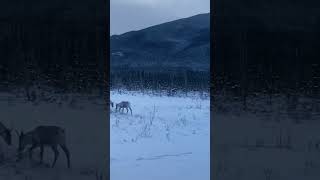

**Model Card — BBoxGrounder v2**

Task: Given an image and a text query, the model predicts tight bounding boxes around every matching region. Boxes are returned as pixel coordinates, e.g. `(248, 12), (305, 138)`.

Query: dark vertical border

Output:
(210, 0), (215, 179)
(105, 0), (110, 179)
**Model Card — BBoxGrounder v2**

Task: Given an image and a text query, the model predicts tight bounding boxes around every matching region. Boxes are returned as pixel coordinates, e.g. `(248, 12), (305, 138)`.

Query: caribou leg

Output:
(130, 107), (132, 115)
(28, 144), (37, 159)
(39, 145), (44, 163)
(51, 145), (59, 168)
(60, 144), (71, 168)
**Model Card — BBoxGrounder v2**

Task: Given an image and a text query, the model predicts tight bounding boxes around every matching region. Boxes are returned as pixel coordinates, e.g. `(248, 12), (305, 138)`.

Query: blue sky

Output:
(111, 0), (210, 35)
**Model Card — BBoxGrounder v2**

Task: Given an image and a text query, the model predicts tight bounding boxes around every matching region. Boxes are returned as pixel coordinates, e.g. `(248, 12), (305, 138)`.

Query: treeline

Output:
(0, 0), (106, 93)
(111, 68), (209, 92)
(0, 61), (105, 94)
(213, 0), (320, 99)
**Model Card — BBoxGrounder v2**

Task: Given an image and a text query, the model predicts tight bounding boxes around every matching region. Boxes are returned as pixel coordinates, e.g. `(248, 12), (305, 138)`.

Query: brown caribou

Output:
(17, 126), (71, 168)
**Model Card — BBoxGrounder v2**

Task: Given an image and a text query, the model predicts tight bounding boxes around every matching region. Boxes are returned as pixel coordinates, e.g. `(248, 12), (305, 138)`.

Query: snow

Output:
(0, 92), (108, 180)
(111, 91), (210, 180)
(0, 89), (210, 180)
(212, 93), (320, 180)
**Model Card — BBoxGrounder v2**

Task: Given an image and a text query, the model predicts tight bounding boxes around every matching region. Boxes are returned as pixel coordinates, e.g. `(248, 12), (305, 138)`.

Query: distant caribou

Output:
(17, 126), (71, 168)
(116, 101), (132, 115)
(110, 101), (114, 108)
(0, 121), (12, 146)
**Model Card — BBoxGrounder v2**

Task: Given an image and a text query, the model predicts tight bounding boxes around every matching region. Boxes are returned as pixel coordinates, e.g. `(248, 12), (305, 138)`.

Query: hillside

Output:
(110, 13), (210, 72)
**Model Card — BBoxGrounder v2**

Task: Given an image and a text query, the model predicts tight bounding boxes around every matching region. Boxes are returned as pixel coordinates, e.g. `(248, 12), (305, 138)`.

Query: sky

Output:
(110, 0), (210, 35)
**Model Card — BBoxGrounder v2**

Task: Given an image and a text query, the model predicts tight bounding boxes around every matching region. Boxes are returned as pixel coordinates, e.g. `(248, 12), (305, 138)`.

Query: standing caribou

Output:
(116, 101), (132, 115)
(17, 126), (71, 168)
(0, 121), (12, 146)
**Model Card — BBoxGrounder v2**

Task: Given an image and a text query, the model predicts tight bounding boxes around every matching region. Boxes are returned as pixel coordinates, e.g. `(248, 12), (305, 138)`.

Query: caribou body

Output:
(0, 121), (11, 146)
(17, 126), (71, 168)
(116, 101), (132, 115)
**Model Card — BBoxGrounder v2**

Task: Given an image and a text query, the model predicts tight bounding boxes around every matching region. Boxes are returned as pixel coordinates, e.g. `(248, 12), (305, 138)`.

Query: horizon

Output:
(110, 12), (210, 36)
(111, 0), (210, 35)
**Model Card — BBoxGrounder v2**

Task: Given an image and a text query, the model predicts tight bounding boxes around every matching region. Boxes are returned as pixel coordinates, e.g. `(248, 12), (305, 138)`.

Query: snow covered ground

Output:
(0, 89), (210, 180)
(111, 91), (210, 180)
(212, 94), (320, 180)
(0, 92), (108, 180)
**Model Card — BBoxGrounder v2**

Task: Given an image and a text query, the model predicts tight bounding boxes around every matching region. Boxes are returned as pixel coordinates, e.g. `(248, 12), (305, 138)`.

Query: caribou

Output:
(0, 121), (12, 146)
(17, 126), (71, 168)
(116, 101), (132, 115)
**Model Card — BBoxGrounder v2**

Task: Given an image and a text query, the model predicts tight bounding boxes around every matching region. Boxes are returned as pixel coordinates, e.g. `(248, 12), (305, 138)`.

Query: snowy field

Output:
(0, 92), (108, 180)
(111, 90), (210, 180)
(212, 94), (320, 180)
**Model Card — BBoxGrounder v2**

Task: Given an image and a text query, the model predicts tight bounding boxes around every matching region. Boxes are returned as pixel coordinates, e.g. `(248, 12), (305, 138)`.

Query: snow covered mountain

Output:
(111, 13), (210, 72)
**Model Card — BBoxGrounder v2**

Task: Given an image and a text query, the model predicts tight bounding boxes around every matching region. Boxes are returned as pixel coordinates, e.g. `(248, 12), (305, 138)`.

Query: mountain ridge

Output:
(111, 13), (210, 72)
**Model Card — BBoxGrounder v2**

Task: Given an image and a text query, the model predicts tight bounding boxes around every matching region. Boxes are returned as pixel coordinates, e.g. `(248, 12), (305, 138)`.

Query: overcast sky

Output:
(111, 0), (210, 35)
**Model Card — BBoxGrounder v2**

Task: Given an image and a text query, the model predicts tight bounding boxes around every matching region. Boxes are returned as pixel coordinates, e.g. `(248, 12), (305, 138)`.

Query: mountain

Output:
(110, 13), (210, 72)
